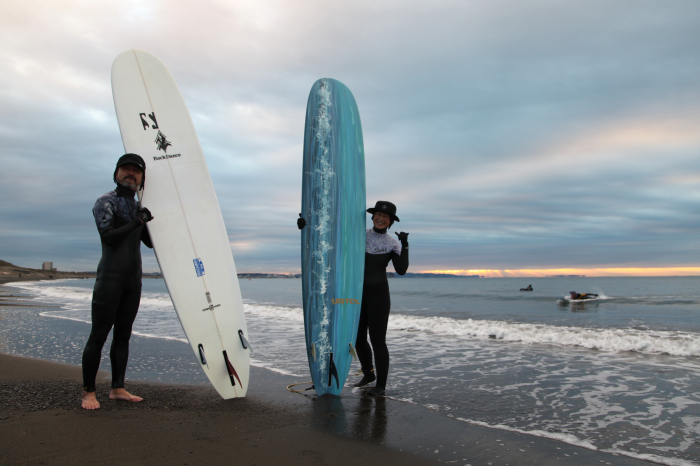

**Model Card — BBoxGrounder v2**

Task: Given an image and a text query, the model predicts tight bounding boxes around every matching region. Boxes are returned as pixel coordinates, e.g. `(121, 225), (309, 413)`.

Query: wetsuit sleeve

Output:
(141, 225), (153, 249)
(99, 219), (144, 247)
(391, 246), (409, 275)
(94, 197), (143, 247)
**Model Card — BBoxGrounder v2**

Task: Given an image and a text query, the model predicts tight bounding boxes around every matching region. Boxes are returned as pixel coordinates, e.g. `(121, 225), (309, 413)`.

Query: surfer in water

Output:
(81, 154), (154, 410)
(569, 291), (598, 300)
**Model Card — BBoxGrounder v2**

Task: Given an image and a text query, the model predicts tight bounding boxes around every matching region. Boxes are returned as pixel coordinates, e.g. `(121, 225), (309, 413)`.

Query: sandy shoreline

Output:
(0, 281), (658, 465)
(0, 354), (437, 466)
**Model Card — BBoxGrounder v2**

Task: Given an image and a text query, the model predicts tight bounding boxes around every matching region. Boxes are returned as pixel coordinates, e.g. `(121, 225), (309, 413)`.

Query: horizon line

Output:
(419, 267), (700, 278)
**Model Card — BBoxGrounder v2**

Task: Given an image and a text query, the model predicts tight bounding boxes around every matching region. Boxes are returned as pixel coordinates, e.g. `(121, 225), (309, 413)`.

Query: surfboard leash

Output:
(286, 382), (315, 393)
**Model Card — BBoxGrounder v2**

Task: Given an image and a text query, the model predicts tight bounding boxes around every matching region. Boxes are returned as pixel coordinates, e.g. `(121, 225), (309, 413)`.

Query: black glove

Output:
(297, 214), (306, 230)
(136, 207), (154, 224)
(395, 231), (409, 247)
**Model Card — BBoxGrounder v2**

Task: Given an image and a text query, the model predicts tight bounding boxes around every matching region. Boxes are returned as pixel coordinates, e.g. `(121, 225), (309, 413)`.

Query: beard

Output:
(118, 177), (138, 190)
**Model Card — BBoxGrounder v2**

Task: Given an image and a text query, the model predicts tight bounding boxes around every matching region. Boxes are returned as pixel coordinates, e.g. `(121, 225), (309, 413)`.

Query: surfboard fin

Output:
(328, 353), (339, 388)
(222, 350), (242, 387)
(198, 344), (208, 366)
(238, 330), (251, 351)
(348, 343), (358, 360)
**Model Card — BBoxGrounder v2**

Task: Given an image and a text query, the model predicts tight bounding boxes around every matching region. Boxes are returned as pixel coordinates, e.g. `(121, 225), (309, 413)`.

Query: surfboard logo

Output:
(155, 130), (172, 152)
(332, 298), (359, 305)
(193, 258), (205, 277)
(138, 111), (173, 153)
(139, 112), (159, 130)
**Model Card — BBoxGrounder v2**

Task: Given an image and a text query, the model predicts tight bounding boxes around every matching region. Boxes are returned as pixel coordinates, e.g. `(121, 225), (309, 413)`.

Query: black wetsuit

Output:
(356, 227), (409, 389)
(82, 184), (152, 392)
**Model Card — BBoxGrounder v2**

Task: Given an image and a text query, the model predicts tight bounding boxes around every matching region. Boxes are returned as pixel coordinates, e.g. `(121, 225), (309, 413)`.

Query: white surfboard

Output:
(111, 49), (250, 398)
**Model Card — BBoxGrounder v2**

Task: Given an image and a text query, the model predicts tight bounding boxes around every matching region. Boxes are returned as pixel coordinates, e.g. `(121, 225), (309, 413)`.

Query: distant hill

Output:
(0, 260), (96, 284)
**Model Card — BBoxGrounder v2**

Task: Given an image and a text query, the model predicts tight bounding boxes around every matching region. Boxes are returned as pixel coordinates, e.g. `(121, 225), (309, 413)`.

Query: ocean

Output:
(4, 276), (700, 466)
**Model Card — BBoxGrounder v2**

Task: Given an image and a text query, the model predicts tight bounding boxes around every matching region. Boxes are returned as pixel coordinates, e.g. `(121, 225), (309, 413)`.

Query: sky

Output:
(1, 0), (699, 277)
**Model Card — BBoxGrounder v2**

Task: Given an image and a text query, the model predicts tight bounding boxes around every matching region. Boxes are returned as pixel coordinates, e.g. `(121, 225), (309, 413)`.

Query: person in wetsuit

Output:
(297, 201), (409, 396)
(569, 291), (598, 300)
(353, 201), (409, 395)
(81, 153), (154, 410)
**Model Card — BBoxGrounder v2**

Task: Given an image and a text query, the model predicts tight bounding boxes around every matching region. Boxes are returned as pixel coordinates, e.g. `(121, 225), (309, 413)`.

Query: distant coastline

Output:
(1, 260), (484, 284)
(239, 272), (482, 279)
(388, 272), (480, 278)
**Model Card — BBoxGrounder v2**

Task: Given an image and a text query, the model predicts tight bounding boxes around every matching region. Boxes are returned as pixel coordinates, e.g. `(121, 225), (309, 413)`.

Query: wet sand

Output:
(0, 354), (437, 466)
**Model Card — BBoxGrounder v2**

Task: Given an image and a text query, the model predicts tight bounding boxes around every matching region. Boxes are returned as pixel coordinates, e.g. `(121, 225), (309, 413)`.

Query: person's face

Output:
(373, 212), (391, 230)
(116, 163), (143, 190)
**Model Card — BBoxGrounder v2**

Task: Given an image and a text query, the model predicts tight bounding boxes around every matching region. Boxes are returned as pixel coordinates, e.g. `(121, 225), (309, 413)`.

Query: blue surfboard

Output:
(301, 78), (366, 396)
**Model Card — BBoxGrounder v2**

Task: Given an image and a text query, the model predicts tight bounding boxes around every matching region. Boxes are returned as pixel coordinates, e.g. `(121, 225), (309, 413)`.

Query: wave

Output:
(388, 314), (700, 357)
(15, 281), (700, 357)
(240, 303), (700, 357)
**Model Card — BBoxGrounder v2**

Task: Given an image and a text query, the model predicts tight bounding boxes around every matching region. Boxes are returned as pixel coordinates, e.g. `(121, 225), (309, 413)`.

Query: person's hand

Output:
(395, 231), (409, 245)
(136, 207), (154, 224)
(297, 214), (306, 230)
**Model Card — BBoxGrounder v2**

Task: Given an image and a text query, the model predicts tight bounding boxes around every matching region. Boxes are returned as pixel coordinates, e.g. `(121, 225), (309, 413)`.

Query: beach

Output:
(0, 280), (664, 465)
(0, 354), (441, 466)
(0, 354), (658, 466)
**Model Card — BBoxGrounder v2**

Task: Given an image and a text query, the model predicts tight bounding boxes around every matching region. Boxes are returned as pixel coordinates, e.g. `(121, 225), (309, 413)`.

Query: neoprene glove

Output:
(136, 207), (154, 224)
(298, 214), (306, 230)
(395, 231), (409, 248)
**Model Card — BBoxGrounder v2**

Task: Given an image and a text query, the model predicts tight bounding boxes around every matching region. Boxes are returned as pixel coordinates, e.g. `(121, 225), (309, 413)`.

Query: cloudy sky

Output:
(1, 0), (699, 276)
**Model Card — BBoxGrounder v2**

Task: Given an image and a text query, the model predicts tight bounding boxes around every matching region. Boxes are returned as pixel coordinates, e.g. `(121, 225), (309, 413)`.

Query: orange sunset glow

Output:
(419, 268), (700, 278)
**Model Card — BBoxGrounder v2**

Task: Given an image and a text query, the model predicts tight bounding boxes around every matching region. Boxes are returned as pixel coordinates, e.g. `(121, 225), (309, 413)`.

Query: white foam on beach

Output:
(598, 449), (699, 466)
(457, 417), (598, 449)
(451, 417), (698, 466)
(249, 359), (305, 377)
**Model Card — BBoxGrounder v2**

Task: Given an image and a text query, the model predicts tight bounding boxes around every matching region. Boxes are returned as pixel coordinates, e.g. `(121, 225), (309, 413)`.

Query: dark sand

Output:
(0, 280), (657, 465)
(0, 354), (437, 466)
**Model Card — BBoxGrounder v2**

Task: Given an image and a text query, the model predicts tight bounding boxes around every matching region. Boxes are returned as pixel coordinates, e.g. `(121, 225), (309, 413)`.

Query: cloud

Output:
(1, 0), (699, 273)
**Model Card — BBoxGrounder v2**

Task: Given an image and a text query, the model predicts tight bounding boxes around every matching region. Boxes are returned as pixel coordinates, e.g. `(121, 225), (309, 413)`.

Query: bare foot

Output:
(81, 391), (100, 410)
(109, 388), (143, 403)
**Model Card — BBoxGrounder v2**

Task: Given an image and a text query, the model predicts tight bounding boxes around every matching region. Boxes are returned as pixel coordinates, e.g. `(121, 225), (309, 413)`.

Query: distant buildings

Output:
(42, 262), (57, 272)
